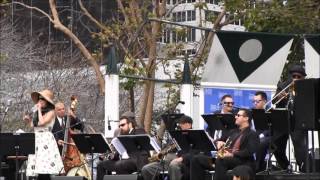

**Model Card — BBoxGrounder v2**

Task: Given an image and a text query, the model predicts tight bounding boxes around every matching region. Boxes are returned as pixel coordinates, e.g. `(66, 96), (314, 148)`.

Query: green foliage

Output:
(224, 0), (320, 33)
(225, 0), (320, 80)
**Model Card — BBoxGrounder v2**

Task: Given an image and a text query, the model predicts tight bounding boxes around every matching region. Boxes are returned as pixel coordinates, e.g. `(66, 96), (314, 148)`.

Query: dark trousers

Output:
(256, 136), (271, 172)
(190, 155), (214, 180)
(37, 174), (51, 180)
(96, 159), (137, 180)
(273, 129), (307, 171)
(214, 157), (243, 180)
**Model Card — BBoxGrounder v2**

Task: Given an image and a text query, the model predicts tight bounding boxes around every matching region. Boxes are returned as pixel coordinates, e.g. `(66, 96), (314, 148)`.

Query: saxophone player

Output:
(141, 115), (193, 180)
(190, 109), (259, 180)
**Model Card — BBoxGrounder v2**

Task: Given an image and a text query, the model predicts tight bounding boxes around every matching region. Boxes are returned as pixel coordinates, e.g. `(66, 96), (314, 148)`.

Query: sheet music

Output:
(150, 136), (161, 153)
(111, 137), (129, 159)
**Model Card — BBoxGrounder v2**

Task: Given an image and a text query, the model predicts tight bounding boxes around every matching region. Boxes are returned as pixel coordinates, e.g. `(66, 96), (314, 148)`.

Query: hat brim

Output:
(31, 91), (54, 106)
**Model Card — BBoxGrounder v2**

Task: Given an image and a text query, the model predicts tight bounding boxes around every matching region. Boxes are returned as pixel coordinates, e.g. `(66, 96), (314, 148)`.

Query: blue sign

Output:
(204, 87), (272, 114)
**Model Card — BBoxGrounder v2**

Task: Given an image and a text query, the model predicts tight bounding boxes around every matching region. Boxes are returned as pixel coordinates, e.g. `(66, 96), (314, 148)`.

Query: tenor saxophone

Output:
(148, 143), (176, 162)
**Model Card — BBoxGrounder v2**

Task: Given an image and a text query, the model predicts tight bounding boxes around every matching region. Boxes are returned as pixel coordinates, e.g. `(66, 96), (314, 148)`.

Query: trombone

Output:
(264, 81), (295, 112)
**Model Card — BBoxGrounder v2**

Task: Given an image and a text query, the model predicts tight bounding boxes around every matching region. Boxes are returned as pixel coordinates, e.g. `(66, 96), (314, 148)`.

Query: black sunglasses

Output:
(223, 102), (234, 105)
(119, 123), (127, 128)
(252, 100), (262, 104)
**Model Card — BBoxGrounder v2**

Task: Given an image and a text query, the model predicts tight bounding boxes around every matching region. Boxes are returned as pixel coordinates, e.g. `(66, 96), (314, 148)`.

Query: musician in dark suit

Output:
(51, 102), (83, 153)
(252, 91), (271, 172)
(96, 115), (147, 180)
(190, 109), (259, 180)
(272, 64), (308, 172)
(207, 94), (237, 140)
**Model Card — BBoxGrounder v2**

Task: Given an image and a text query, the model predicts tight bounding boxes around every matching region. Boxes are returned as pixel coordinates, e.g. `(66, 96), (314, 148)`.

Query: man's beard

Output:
(120, 129), (129, 135)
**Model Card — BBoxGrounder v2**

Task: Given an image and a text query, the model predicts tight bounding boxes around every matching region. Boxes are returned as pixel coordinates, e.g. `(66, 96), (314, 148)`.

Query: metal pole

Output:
(148, 18), (215, 32)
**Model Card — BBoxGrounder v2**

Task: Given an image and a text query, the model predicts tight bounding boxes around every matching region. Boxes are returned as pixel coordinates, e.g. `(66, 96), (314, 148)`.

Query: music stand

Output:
(252, 109), (273, 174)
(0, 133), (35, 180)
(71, 133), (110, 180)
(161, 113), (184, 131)
(117, 134), (156, 154)
(169, 130), (216, 154)
(202, 114), (236, 130)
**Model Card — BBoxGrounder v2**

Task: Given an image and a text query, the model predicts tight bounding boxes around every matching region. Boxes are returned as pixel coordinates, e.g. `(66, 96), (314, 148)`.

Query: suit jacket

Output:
(51, 115), (83, 153)
(220, 127), (259, 162)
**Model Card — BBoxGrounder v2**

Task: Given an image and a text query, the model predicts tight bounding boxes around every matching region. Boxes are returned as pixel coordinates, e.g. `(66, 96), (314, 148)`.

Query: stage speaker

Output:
(51, 177), (87, 180)
(103, 174), (138, 180)
(294, 78), (320, 130)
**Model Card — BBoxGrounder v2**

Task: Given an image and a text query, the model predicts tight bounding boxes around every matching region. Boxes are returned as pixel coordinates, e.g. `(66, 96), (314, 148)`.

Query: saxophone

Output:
(148, 143), (177, 162)
(217, 138), (232, 159)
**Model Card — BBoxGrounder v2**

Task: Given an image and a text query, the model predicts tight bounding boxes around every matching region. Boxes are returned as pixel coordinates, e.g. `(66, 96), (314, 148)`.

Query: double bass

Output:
(61, 96), (91, 179)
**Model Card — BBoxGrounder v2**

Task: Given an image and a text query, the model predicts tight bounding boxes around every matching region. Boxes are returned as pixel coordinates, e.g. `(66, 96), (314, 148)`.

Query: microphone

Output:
(107, 117), (111, 130)
(31, 105), (37, 113)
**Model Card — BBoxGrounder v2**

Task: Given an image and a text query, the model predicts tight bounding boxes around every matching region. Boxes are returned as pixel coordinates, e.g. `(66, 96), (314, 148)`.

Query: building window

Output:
(187, 29), (196, 42)
(187, 0), (196, 3)
(187, 49), (197, 55)
(161, 29), (171, 43)
(187, 10), (196, 21)
(205, 0), (214, 4)
(177, 12), (182, 22)
(181, 11), (186, 22)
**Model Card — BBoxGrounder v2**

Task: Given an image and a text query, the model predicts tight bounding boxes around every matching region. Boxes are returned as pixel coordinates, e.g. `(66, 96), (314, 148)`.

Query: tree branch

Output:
(77, 0), (107, 31)
(11, 1), (54, 23)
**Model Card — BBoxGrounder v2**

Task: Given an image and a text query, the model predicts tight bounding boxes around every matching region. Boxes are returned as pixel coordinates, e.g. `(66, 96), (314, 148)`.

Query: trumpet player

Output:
(272, 64), (308, 172)
(190, 109), (259, 180)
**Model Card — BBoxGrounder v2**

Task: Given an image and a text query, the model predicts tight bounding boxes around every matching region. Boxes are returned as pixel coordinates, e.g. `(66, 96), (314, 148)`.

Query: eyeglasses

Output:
(235, 114), (246, 117)
(119, 123), (127, 128)
(223, 102), (234, 105)
(292, 74), (302, 79)
(252, 100), (262, 104)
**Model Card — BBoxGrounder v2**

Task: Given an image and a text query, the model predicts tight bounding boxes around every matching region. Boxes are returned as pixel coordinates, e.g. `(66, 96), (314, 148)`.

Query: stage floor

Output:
(256, 173), (320, 180)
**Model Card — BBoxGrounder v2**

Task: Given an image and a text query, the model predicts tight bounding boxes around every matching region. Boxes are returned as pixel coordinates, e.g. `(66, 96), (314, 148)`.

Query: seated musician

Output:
(189, 109), (259, 180)
(141, 115), (193, 180)
(96, 114), (147, 180)
(251, 91), (271, 172)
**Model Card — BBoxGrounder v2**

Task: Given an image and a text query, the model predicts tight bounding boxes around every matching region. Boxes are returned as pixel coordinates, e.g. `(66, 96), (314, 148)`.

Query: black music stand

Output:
(161, 113), (184, 131)
(71, 133), (110, 180)
(202, 114), (236, 130)
(0, 133), (35, 180)
(169, 130), (216, 154)
(117, 134), (156, 154)
(252, 109), (273, 174)
(202, 114), (236, 140)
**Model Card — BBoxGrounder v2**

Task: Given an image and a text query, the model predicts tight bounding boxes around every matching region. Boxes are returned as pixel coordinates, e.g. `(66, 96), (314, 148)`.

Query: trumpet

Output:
(148, 143), (177, 162)
(217, 138), (232, 159)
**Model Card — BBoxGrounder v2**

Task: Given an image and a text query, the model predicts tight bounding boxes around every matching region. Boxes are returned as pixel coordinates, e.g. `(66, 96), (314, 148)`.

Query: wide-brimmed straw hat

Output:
(31, 89), (55, 106)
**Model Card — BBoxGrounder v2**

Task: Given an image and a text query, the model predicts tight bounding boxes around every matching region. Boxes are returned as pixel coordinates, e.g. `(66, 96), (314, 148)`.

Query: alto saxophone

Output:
(217, 138), (232, 159)
(148, 143), (177, 162)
